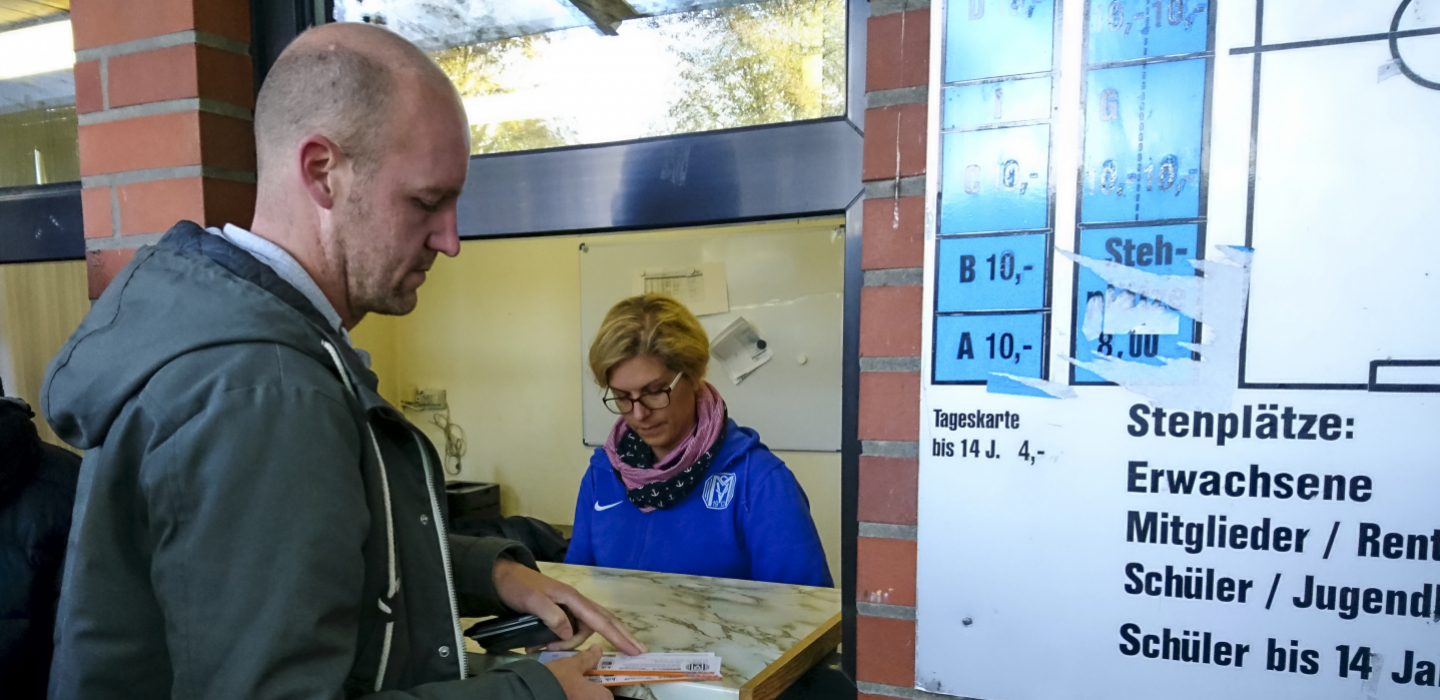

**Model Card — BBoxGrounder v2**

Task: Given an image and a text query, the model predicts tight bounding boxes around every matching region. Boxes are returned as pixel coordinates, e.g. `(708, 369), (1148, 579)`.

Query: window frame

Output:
(265, 0), (869, 688)
(0, 2), (872, 684)
(0, 181), (84, 264)
(438, 0), (867, 239)
(424, 6), (867, 684)
(0, 14), (84, 264)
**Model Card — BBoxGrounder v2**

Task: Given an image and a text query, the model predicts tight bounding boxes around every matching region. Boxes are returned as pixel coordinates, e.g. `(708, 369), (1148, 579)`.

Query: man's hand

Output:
(543, 646), (610, 700)
(493, 558), (646, 655)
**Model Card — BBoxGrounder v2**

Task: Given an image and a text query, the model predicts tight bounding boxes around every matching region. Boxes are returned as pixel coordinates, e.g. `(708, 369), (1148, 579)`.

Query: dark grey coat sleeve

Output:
(449, 533), (538, 618)
(390, 659), (564, 700)
(140, 382), (562, 700)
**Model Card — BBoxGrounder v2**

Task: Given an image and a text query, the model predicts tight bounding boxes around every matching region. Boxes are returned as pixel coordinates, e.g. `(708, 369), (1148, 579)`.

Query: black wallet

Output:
(464, 606), (578, 652)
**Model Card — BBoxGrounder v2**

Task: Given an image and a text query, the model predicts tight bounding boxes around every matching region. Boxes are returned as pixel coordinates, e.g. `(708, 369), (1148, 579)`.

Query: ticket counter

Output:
(466, 564), (842, 700)
(350, 219), (847, 588)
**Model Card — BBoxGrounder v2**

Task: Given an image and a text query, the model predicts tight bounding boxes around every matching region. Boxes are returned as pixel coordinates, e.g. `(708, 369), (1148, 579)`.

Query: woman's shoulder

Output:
(720, 421), (786, 475)
(586, 445), (611, 471)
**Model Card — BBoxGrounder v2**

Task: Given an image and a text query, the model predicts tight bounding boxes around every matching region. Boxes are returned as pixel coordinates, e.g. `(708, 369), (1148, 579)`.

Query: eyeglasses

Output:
(604, 372), (684, 415)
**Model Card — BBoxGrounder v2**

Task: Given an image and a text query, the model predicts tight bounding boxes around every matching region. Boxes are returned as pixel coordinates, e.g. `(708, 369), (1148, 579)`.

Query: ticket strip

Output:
(932, 0), (1061, 385)
(1070, 0), (1216, 384)
(931, 0), (1216, 388)
(538, 652), (723, 687)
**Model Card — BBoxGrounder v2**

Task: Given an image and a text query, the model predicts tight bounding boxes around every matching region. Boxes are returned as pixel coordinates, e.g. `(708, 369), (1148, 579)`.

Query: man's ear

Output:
(297, 134), (347, 210)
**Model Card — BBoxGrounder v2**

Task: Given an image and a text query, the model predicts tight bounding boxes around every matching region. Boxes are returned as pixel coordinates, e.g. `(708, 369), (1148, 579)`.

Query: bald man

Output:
(41, 23), (637, 700)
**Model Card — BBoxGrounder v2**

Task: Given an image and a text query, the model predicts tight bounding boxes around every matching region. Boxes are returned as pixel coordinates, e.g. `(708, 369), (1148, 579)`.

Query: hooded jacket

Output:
(41, 222), (563, 700)
(0, 397), (80, 700)
(565, 420), (832, 587)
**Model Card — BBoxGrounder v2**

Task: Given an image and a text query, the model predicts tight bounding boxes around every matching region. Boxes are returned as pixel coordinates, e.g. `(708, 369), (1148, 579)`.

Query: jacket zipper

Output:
(414, 426), (467, 679)
(321, 341), (405, 689)
(321, 340), (467, 681)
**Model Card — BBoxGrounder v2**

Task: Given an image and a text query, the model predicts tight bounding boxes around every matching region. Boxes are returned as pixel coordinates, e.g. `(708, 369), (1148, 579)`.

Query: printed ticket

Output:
(585, 674), (713, 687)
(538, 652), (723, 685)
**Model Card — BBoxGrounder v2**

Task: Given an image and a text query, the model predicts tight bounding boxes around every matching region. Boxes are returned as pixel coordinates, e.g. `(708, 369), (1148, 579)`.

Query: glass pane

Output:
(0, 18), (78, 187)
(939, 124), (1050, 234)
(344, 0), (846, 155)
(942, 76), (1051, 130)
(944, 0), (1055, 84)
(1080, 59), (1205, 224)
(1086, 0), (1210, 64)
(335, 0), (598, 49)
(1072, 223), (1197, 383)
(933, 312), (1046, 382)
(935, 232), (1047, 313)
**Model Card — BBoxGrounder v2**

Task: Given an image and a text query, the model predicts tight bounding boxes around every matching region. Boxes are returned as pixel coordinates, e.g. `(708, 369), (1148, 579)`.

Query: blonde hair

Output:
(589, 294), (709, 387)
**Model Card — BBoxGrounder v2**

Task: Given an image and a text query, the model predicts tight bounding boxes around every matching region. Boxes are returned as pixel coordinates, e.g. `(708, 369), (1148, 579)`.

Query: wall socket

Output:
(408, 388), (447, 411)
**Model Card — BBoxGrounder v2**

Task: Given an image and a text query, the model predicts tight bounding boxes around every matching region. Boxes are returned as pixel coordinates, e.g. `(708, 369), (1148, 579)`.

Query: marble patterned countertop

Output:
(463, 562), (842, 699)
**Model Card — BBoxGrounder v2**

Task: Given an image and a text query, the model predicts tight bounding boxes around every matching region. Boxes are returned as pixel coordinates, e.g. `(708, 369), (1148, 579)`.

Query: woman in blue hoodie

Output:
(565, 294), (832, 587)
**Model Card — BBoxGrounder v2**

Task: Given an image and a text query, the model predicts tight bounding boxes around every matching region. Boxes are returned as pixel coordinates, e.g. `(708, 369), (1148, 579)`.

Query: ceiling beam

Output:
(0, 0), (68, 16)
(566, 0), (641, 36)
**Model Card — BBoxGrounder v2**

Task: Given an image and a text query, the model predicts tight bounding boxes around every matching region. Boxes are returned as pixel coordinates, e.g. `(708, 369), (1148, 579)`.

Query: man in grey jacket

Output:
(41, 22), (641, 700)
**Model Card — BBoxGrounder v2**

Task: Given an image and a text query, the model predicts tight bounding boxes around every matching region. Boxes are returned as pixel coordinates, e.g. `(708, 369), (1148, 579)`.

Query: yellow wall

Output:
(0, 105), (80, 188)
(351, 222), (844, 585)
(0, 260), (89, 448)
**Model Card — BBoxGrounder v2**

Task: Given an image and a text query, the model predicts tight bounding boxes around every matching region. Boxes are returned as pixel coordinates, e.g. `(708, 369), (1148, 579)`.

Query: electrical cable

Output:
(431, 411), (467, 476)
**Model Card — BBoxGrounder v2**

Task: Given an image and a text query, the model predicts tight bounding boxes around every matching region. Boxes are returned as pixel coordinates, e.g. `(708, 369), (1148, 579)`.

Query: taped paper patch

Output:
(1081, 285), (1183, 339)
(986, 373), (1079, 399)
(1060, 245), (1254, 412)
(1379, 58), (1403, 83)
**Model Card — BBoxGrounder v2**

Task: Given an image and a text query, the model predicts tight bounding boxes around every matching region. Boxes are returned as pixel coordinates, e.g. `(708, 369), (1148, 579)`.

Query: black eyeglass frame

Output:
(602, 372), (685, 415)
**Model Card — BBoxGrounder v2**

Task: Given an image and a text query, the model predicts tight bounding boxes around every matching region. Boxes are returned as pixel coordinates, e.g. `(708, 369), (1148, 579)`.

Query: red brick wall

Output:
(855, 0), (929, 697)
(72, 0), (256, 298)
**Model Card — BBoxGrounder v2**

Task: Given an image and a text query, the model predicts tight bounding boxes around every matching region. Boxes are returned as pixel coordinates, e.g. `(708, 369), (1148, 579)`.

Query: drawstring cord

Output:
(322, 340), (399, 692)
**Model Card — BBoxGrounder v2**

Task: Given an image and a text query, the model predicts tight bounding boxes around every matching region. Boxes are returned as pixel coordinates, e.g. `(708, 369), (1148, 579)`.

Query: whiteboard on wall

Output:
(579, 221), (844, 452)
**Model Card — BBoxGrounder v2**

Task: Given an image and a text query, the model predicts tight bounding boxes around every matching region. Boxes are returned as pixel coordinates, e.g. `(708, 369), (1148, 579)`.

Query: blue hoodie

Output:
(565, 420), (833, 587)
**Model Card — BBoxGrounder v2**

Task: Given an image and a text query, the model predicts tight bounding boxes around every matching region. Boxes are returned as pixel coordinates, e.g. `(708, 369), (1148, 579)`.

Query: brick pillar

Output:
(71, 0), (256, 299)
(854, 0), (928, 698)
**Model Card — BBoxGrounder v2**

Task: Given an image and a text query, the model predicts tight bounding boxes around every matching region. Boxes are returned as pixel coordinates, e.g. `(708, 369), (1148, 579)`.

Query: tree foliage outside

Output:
(427, 0), (846, 155)
(650, 0), (847, 134)
(430, 38), (575, 155)
(466, 118), (574, 154)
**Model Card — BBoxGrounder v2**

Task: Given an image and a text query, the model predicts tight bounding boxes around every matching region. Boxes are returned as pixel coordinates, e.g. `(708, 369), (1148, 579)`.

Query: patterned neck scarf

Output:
(604, 382), (728, 512)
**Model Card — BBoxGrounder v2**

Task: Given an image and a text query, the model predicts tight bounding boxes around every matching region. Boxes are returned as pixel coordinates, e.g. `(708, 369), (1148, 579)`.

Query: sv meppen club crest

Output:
(702, 473), (736, 510)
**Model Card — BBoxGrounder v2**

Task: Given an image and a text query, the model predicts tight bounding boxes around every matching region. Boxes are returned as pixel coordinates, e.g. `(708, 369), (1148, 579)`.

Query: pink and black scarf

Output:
(603, 382), (728, 512)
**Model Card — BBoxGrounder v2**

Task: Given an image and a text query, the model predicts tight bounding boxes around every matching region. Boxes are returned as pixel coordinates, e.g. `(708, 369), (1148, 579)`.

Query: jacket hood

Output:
(713, 418), (763, 471)
(42, 222), (369, 450)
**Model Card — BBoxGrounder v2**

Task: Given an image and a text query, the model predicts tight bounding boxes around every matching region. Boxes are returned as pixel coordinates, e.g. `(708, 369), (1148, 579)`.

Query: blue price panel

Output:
(943, 76), (1052, 130)
(941, 124), (1050, 234)
(945, 0), (1055, 83)
(1088, 0), (1210, 64)
(934, 312), (1046, 383)
(1072, 224), (1199, 384)
(1080, 59), (1205, 224)
(936, 233), (1048, 312)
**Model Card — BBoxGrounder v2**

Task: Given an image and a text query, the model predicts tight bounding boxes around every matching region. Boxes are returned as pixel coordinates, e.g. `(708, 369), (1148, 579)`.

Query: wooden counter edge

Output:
(738, 612), (842, 700)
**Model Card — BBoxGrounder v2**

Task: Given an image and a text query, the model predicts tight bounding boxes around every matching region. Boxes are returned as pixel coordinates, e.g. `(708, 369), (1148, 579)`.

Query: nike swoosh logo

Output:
(594, 500), (625, 512)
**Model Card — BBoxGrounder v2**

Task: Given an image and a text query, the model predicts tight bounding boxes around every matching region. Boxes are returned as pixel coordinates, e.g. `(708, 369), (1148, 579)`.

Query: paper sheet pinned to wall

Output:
(632, 262), (728, 316)
(709, 316), (772, 385)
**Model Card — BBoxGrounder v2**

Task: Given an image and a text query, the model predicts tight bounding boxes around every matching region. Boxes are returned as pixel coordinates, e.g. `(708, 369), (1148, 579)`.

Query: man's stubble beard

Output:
(339, 188), (417, 318)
